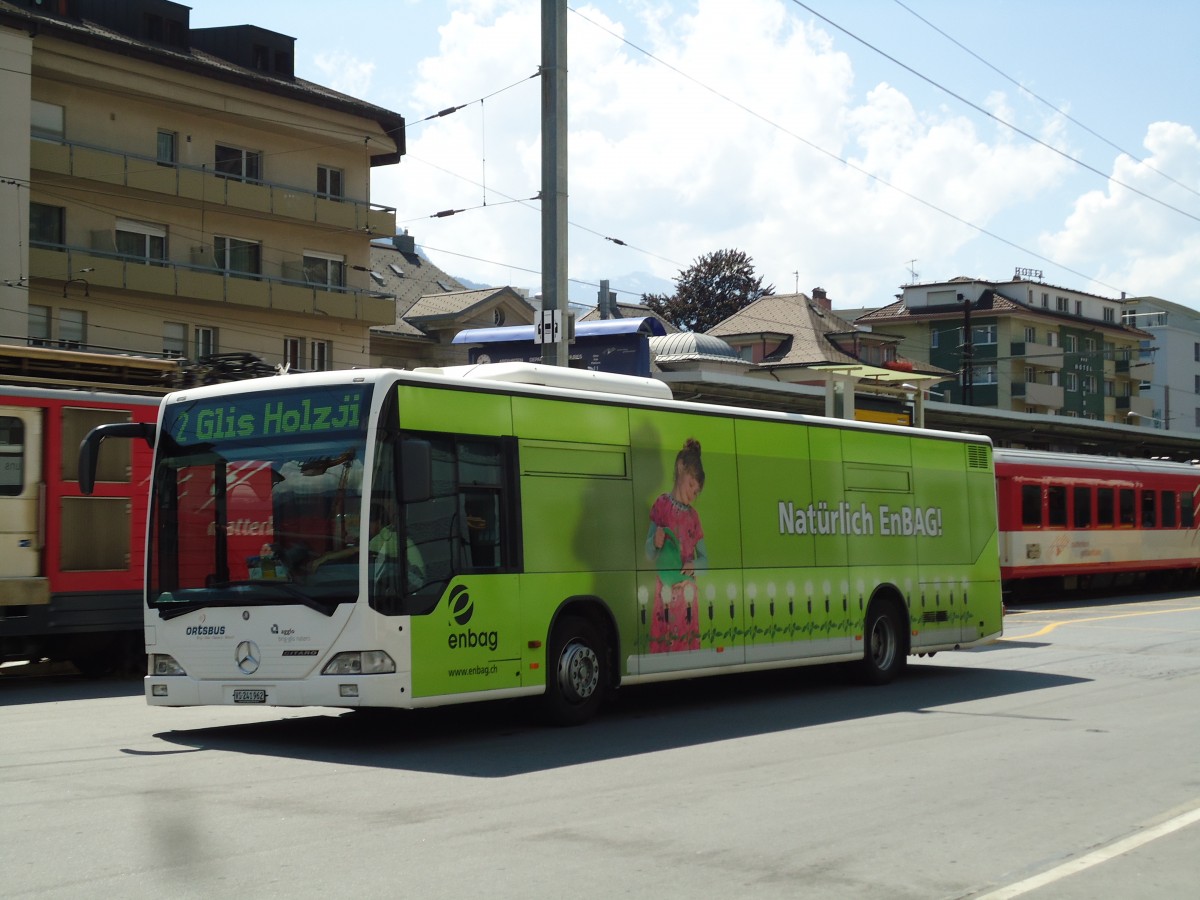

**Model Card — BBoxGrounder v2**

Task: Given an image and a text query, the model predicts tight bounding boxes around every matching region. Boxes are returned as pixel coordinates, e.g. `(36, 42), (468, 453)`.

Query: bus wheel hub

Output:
(558, 640), (599, 702)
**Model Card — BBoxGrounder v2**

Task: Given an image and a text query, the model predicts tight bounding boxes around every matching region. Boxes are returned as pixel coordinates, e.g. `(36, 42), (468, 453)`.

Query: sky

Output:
(189, 0), (1200, 313)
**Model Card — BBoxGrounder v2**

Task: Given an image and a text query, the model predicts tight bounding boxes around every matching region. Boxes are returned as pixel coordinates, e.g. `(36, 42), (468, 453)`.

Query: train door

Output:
(0, 407), (47, 597)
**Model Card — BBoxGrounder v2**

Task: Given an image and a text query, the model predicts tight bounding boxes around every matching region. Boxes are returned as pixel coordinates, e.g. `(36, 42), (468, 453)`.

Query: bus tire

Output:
(859, 600), (906, 685)
(543, 615), (607, 726)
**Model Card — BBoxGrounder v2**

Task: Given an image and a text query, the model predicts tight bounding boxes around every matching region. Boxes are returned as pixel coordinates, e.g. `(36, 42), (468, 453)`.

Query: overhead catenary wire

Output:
(890, 0), (1200, 202)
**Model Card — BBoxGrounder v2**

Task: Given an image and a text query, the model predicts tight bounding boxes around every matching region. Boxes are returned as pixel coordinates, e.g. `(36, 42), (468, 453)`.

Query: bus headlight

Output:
(150, 654), (187, 676)
(322, 651), (396, 675)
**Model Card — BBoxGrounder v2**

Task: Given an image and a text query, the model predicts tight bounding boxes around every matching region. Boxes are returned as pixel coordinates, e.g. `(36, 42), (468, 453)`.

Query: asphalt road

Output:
(3, 590), (1199, 899)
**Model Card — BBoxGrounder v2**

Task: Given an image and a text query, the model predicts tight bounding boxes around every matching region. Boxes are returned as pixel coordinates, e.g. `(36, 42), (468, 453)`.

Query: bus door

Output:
(0, 407), (47, 600)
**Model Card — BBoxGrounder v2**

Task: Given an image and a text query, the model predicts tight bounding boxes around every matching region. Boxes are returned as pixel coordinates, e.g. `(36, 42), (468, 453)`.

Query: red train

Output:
(1, 384), (159, 673)
(995, 448), (1200, 594)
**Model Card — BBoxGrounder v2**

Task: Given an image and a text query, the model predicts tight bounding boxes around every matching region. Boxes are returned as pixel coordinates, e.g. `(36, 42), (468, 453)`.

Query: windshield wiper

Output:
(154, 581), (338, 618)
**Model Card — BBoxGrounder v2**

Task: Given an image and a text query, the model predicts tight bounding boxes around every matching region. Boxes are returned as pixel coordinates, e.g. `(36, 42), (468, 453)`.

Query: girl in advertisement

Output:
(645, 438), (708, 652)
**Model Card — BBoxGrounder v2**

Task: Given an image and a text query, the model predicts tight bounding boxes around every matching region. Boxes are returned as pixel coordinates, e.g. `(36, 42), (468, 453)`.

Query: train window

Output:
(1118, 488), (1135, 526)
(1021, 485), (1042, 526)
(1183, 498), (1195, 529)
(1073, 486), (1092, 527)
(1097, 488), (1115, 526)
(0, 416), (25, 497)
(1161, 491), (1176, 528)
(1047, 485), (1067, 527)
(1141, 490), (1156, 528)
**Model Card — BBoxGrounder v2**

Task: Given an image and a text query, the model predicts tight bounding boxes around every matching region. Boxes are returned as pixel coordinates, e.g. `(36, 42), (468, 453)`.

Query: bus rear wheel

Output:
(859, 601), (906, 685)
(543, 616), (607, 726)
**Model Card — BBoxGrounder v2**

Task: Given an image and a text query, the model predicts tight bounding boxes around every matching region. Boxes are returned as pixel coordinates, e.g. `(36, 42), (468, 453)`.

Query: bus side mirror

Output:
(79, 422), (156, 495)
(401, 439), (432, 504)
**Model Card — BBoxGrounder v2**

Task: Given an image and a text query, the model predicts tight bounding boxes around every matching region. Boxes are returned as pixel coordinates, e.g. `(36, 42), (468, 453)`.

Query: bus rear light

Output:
(322, 651), (396, 675)
(151, 654), (186, 676)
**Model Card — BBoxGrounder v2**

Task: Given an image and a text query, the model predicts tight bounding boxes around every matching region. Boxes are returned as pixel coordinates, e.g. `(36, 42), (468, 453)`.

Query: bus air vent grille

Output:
(966, 444), (991, 471)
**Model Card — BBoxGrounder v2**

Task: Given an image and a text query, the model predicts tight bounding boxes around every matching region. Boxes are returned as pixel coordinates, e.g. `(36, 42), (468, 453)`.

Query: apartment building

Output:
(1121, 296), (1200, 433)
(0, 0), (404, 375)
(857, 276), (1154, 424)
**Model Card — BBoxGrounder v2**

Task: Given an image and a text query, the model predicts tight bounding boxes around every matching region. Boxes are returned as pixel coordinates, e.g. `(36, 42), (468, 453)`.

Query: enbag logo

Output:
(449, 584), (473, 625)
(446, 584), (498, 652)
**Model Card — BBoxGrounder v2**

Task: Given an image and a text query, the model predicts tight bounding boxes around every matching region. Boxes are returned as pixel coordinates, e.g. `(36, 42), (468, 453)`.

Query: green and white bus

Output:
(81, 362), (1003, 724)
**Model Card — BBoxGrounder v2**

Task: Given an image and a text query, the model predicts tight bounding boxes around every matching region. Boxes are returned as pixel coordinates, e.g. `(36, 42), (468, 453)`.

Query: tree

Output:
(642, 249), (774, 333)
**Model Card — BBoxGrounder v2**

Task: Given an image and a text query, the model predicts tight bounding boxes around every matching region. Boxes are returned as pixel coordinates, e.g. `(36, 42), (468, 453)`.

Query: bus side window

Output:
(1097, 488), (1115, 526)
(1183, 495), (1196, 529)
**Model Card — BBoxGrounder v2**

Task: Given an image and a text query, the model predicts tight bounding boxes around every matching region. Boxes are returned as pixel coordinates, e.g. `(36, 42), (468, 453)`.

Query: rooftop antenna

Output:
(907, 260), (919, 284)
(793, 270), (799, 293)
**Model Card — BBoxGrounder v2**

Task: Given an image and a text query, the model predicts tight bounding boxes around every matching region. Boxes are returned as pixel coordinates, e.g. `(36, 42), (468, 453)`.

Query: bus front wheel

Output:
(859, 601), (906, 685)
(544, 616), (607, 725)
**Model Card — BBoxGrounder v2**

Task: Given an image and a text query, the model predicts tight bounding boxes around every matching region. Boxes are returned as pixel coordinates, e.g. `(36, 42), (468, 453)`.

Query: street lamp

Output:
(1126, 411), (1166, 429)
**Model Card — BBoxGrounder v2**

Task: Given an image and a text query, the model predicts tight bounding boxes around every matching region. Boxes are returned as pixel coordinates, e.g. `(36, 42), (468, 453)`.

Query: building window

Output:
(1103, 307), (1115, 323)
(1041, 292), (1049, 308)
(283, 337), (303, 371)
(1084, 337), (1097, 352)
(1024, 326), (1036, 343)
(214, 144), (262, 182)
(930, 328), (939, 349)
(1082, 375), (1097, 394)
(971, 365), (997, 385)
(1195, 374), (1200, 395)
(27, 305), (50, 346)
(1065, 372), (1078, 392)
(1047, 331), (1059, 348)
(157, 130), (177, 166)
(1104, 380), (1115, 397)
(1195, 342), (1199, 363)
(1075, 300), (1083, 316)
(302, 251), (345, 287)
(29, 203), (64, 245)
(317, 165), (343, 199)
(31, 100), (64, 141)
(59, 309), (85, 350)
(163, 322), (186, 358)
(1025, 367), (1038, 383)
(116, 219), (167, 264)
(972, 324), (997, 345)
(195, 326), (217, 359)
(1056, 295), (1069, 312)
(214, 236), (261, 277)
(310, 340), (332, 371)
(1063, 334), (1078, 353)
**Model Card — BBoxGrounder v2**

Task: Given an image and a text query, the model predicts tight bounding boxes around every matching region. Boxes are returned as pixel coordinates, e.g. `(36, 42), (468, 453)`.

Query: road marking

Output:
(975, 804), (1200, 899)
(1003, 604), (1200, 640)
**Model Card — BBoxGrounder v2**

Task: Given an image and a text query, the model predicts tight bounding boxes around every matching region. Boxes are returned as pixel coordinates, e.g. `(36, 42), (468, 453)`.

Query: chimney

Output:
(811, 286), (830, 311)
(392, 230), (416, 254)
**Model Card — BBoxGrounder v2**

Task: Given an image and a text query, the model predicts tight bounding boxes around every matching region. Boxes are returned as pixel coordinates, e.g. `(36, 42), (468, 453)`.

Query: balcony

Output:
(1011, 380), (1064, 409)
(31, 138), (397, 235)
(1010, 340), (1063, 369)
(31, 245), (396, 326)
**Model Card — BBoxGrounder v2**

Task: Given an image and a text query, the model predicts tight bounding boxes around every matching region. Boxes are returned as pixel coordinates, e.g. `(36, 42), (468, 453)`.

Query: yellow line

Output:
(1004, 604), (1200, 639)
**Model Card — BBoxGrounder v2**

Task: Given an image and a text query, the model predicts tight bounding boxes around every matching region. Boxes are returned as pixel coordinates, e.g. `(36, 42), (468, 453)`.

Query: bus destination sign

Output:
(164, 386), (369, 444)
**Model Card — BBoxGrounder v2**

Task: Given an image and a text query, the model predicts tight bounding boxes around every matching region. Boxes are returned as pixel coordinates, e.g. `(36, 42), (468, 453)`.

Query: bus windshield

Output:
(147, 384), (371, 615)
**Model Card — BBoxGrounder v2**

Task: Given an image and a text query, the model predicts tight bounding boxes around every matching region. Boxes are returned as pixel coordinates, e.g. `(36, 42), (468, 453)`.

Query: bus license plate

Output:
(232, 689), (267, 704)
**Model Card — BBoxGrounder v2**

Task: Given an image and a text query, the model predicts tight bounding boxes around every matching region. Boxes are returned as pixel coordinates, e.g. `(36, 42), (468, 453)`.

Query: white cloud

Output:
(1041, 122), (1200, 300)
(371, 0), (1156, 309)
(313, 51), (376, 98)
